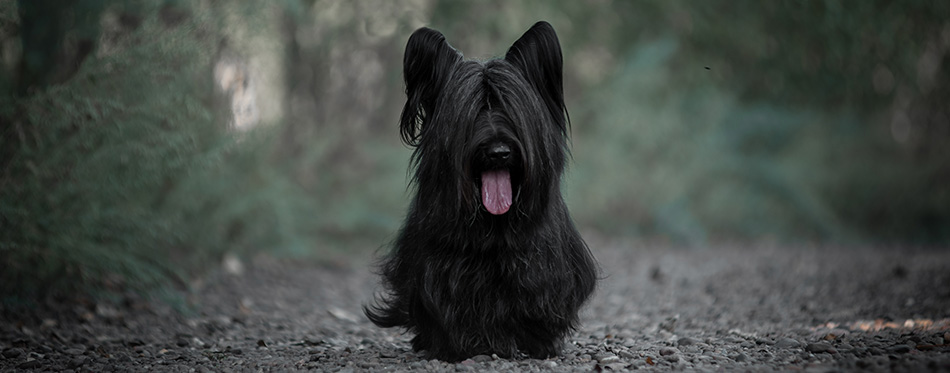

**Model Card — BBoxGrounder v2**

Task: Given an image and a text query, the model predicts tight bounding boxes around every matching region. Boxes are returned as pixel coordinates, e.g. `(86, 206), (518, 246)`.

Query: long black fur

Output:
(364, 21), (597, 362)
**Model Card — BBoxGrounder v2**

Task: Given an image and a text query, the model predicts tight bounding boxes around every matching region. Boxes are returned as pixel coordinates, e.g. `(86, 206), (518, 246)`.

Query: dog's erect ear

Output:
(400, 27), (463, 146)
(505, 21), (567, 129)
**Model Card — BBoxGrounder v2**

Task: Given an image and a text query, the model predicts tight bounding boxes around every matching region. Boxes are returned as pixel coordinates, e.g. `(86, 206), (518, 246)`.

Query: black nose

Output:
(488, 143), (511, 161)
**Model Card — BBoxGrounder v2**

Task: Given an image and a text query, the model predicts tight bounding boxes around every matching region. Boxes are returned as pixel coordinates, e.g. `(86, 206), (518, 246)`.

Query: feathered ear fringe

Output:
(399, 27), (463, 146)
(505, 21), (568, 134)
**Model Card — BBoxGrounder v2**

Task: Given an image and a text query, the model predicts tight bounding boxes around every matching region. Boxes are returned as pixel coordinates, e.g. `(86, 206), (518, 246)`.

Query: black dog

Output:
(364, 21), (597, 362)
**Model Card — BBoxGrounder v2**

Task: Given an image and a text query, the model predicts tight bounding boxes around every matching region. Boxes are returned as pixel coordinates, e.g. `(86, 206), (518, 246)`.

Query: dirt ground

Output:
(2, 238), (950, 372)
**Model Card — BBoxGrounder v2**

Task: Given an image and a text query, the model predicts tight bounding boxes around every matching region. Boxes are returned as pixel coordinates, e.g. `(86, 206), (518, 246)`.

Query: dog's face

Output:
(398, 22), (569, 218)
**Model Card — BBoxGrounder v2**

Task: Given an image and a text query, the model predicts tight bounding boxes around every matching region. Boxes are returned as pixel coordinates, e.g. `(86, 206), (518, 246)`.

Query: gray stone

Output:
(68, 356), (87, 369)
(2, 348), (22, 359)
(887, 344), (912, 354)
(18, 360), (42, 369)
(677, 337), (699, 346)
(775, 338), (801, 349)
(805, 342), (835, 354)
(357, 361), (379, 369)
(378, 350), (398, 358)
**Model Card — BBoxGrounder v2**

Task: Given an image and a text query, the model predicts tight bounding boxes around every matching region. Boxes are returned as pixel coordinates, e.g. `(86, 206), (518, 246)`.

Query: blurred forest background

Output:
(1, 0), (949, 304)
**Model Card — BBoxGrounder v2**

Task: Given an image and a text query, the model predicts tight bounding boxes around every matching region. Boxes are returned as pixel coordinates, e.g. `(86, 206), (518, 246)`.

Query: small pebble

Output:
(805, 342), (835, 354)
(357, 361), (379, 369)
(379, 350), (398, 358)
(2, 348), (23, 358)
(677, 337), (699, 346)
(471, 354), (492, 363)
(68, 356), (87, 369)
(659, 347), (677, 356)
(775, 338), (801, 349)
(18, 360), (42, 369)
(618, 350), (636, 359)
(887, 344), (911, 354)
(824, 328), (850, 340)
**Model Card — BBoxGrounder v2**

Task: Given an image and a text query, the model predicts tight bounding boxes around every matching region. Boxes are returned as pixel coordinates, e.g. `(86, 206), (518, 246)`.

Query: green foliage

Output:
(0, 2), (319, 304)
(569, 37), (852, 243)
(570, 1), (950, 244)
(2, 13), (206, 300)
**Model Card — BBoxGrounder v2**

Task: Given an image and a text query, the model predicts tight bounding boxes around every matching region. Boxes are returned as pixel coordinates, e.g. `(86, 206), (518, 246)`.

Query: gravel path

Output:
(2, 239), (950, 372)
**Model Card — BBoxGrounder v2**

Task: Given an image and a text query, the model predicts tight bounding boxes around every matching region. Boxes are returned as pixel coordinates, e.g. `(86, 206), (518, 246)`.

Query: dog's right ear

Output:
(399, 27), (462, 146)
(505, 21), (567, 133)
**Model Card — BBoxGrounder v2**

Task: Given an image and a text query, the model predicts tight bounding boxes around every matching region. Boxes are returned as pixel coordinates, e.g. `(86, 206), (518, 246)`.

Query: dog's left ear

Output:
(400, 27), (463, 147)
(505, 21), (567, 128)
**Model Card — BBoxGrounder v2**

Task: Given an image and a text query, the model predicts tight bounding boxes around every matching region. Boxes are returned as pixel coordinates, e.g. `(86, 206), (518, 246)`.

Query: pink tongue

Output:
(481, 170), (512, 215)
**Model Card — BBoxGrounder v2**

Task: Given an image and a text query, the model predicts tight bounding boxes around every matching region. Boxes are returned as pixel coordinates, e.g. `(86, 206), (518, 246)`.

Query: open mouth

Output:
(480, 169), (512, 215)
(474, 140), (518, 215)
